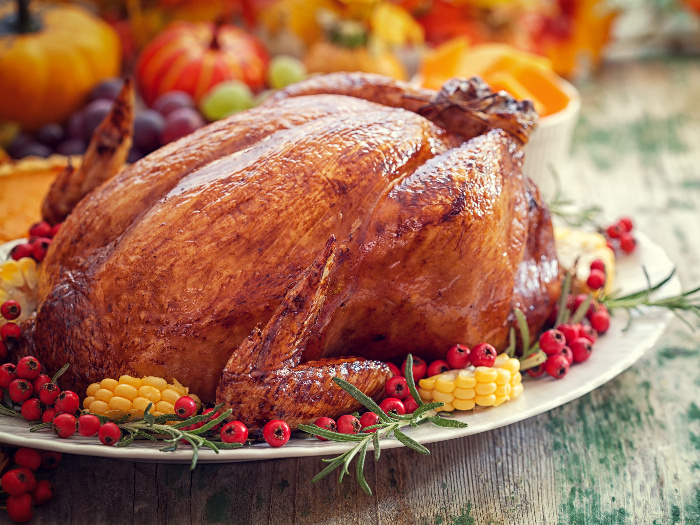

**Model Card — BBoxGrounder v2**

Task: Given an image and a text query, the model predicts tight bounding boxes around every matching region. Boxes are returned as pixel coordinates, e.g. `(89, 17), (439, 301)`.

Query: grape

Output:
(88, 78), (124, 102)
(153, 91), (195, 117)
(56, 138), (87, 156)
(160, 107), (205, 144)
(84, 99), (114, 140)
(35, 123), (65, 148)
(66, 111), (87, 141)
(127, 147), (144, 164)
(267, 56), (307, 90)
(13, 141), (52, 159)
(200, 81), (254, 121)
(7, 133), (33, 159)
(133, 110), (165, 154)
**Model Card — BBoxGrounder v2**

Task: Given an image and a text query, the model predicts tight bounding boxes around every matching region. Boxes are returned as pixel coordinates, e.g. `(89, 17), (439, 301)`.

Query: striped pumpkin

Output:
(135, 21), (269, 107)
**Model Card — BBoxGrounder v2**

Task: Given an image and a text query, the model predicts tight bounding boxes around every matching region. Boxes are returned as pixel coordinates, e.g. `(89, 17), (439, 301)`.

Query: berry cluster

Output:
(603, 216), (636, 255)
(9, 221), (62, 263)
(0, 447), (61, 523)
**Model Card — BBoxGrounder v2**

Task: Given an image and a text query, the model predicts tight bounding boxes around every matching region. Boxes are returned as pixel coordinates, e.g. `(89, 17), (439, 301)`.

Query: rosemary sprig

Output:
(298, 355), (467, 495)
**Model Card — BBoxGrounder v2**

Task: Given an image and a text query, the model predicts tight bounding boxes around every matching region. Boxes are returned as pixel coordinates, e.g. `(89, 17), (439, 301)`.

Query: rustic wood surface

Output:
(3, 56), (700, 525)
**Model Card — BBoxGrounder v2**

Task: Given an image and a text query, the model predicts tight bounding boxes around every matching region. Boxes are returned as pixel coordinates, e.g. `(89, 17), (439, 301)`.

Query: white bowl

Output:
(522, 77), (581, 199)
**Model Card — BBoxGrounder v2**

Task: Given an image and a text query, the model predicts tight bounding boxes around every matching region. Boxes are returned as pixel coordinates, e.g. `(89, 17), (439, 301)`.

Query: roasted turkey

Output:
(24, 73), (561, 429)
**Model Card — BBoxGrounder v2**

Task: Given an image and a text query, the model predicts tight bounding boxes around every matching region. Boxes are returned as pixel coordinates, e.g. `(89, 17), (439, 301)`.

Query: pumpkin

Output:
(135, 21), (270, 107)
(0, 0), (121, 131)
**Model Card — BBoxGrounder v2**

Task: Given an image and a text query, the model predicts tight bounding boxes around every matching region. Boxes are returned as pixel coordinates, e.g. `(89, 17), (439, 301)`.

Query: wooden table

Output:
(4, 56), (700, 525)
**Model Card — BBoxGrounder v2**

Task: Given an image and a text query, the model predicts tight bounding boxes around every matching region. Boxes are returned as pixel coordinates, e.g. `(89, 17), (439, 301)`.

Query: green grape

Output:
(267, 56), (307, 90)
(200, 81), (254, 121)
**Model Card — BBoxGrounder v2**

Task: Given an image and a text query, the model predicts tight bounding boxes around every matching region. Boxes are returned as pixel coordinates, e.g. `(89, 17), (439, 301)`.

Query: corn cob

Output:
(0, 257), (38, 325)
(83, 375), (199, 421)
(417, 354), (523, 412)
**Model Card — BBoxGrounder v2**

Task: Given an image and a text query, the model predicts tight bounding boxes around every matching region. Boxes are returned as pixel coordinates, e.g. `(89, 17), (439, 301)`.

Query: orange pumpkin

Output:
(135, 21), (270, 106)
(0, 0), (121, 131)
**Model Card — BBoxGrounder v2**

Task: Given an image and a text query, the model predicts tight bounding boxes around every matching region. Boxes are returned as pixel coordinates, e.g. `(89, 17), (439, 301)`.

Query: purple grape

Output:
(153, 91), (195, 117)
(133, 110), (165, 154)
(7, 133), (33, 159)
(35, 123), (66, 148)
(56, 138), (87, 156)
(14, 141), (52, 159)
(66, 111), (87, 141)
(88, 78), (124, 102)
(83, 99), (114, 140)
(160, 107), (205, 145)
(127, 147), (144, 164)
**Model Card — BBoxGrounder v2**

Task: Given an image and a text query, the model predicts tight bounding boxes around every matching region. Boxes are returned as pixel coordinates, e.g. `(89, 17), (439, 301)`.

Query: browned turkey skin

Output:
(27, 73), (560, 429)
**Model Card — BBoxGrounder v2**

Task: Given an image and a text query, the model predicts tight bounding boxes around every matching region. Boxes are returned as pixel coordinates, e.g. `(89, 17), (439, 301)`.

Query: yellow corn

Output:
(83, 375), (193, 421)
(417, 354), (524, 412)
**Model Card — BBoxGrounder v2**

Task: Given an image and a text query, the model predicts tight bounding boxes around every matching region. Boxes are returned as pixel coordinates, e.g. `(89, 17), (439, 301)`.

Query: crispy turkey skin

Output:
(28, 73), (560, 428)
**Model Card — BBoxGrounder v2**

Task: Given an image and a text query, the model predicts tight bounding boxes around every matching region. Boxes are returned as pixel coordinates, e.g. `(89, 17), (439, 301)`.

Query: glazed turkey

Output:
(26, 73), (560, 429)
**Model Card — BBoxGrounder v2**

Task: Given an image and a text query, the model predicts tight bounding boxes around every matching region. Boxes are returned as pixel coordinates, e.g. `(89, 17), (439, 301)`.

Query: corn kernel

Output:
(105, 410), (128, 420)
(475, 382), (497, 396)
(510, 372), (522, 386)
(94, 388), (114, 402)
(114, 383), (139, 401)
(169, 379), (187, 396)
(138, 385), (161, 403)
(132, 397), (153, 412)
(453, 398), (476, 411)
(495, 384), (512, 397)
(89, 400), (110, 415)
(511, 384), (524, 398)
(499, 358), (520, 374)
(83, 396), (95, 410)
(495, 368), (512, 385)
(435, 374), (457, 393)
(455, 370), (476, 389)
(160, 388), (181, 405)
(453, 388), (476, 400)
(155, 401), (174, 414)
(419, 377), (436, 390)
(418, 388), (433, 401)
(432, 390), (455, 404)
(108, 396), (133, 412)
(86, 383), (101, 397)
(493, 396), (508, 407)
(100, 378), (119, 391)
(436, 402), (454, 412)
(152, 411), (164, 417)
(142, 376), (168, 391)
(118, 375), (142, 389)
(494, 353), (510, 367)
(475, 394), (496, 407)
(474, 367), (498, 383)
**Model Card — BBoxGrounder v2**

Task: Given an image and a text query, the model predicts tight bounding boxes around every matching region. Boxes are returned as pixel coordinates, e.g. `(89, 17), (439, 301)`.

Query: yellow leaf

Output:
(370, 3), (424, 47)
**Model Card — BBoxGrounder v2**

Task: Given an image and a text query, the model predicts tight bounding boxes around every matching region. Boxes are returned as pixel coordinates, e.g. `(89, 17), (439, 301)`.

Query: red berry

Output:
(54, 390), (80, 414)
(13, 448), (41, 471)
(589, 308), (610, 334)
(263, 419), (291, 447)
(1, 322), (21, 342)
(560, 346), (574, 366)
(53, 413), (77, 438)
(526, 363), (546, 378)
(403, 397), (419, 414)
(220, 421), (249, 444)
(544, 354), (570, 379)
(606, 223), (622, 239)
(6, 493), (34, 523)
(469, 343), (497, 367)
(32, 374), (51, 392)
(379, 397), (406, 415)
(0, 339), (7, 361)
(16, 356), (41, 380)
(31, 237), (52, 262)
(590, 259), (606, 273)
(0, 362), (18, 388)
(402, 356), (427, 381)
(579, 324), (598, 344)
(98, 422), (122, 445)
(386, 362), (401, 377)
(174, 396), (198, 418)
(557, 323), (580, 344)
(313, 416), (337, 440)
(359, 412), (380, 432)
(538, 329), (566, 356)
(16, 468), (35, 492)
(10, 243), (33, 261)
(20, 398), (42, 421)
(570, 337), (593, 363)
(38, 382), (61, 405)
(9, 378), (33, 403)
(336, 414), (361, 434)
(41, 407), (57, 424)
(49, 222), (63, 238)
(40, 451), (62, 470)
(201, 408), (224, 431)
(619, 232), (636, 254)
(618, 216), (633, 232)
(426, 359), (450, 377)
(28, 221), (52, 238)
(446, 344), (470, 369)
(385, 376), (409, 400)
(586, 269), (606, 290)
(1, 468), (34, 496)
(78, 414), (102, 437)
(31, 479), (55, 506)
(1, 300), (21, 320)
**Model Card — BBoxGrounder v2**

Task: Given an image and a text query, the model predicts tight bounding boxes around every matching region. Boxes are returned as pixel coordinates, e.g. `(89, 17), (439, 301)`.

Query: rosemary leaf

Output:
(403, 355), (424, 407)
(514, 308), (530, 355)
(372, 430), (381, 461)
(427, 416), (468, 429)
(332, 377), (392, 423)
(297, 424), (366, 442)
(393, 429), (430, 455)
(50, 363), (70, 384)
(356, 441), (371, 495)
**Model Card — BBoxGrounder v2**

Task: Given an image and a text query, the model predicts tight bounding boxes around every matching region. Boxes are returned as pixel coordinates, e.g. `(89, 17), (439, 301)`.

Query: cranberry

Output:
(618, 216), (634, 232)
(31, 237), (52, 262)
(28, 221), (52, 238)
(544, 354), (570, 379)
(41, 407), (57, 424)
(538, 329), (566, 356)
(589, 308), (610, 334)
(385, 376), (409, 400)
(201, 408), (224, 431)
(16, 356), (41, 381)
(426, 359), (450, 377)
(1, 468), (34, 496)
(20, 398), (43, 421)
(174, 396), (198, 418)
(312, 416), (337, 440)
(13, 448), (41, 471)
(1, 322), (21, 342)
(590, 259), (606, 273)
(53, 413), (77, 438)
(40, 451), (62, 470)
(220, 421), (249, 444)
(386, 362), (401, 377)
(404, 397), (419, 414)
(359, 412), (381, 432)
(619, 232), (636, 254)
(32, 374), (51, 392)
(579, 324), (598, 344)
(10, 243), (33, 261)
(570, 337), (593, 363)
(38, 382), (61, 405)
(54, 390), (80, 414)
(446, 344), (470, 369)
(571, 294), (590, 315)
(99, 422), (122, 445)
(49, 222), (63, 238)
(6, 493), (34, 523)
(0, 362), (17, 388)
(9, 378), (33, 403)
(606, 223), (622, 239)
(402, 356), (427, 381)
(557, 323), (580, 344)
(336, 414), (362, 434)
(1, 300), (21, 320)
(469, 343), (497, 367)
(560, 346), (574, 366)
(263, 419), (291, 447)
(379, 397), (406, 415)
(526, 363), (546, 378)
(31, 479), (55, 506)
(586, 269), (606, 290)
(78, 414), (102, 437)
